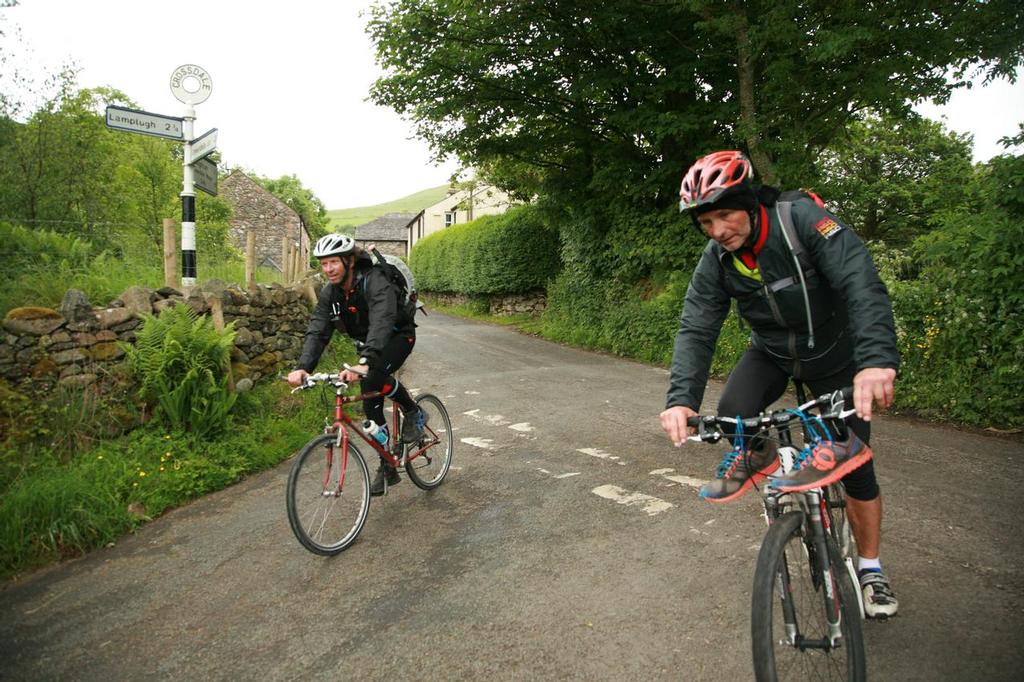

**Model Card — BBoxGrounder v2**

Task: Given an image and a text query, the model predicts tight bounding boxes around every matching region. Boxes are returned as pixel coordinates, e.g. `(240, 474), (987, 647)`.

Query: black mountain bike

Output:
(687, 387), (866, 681)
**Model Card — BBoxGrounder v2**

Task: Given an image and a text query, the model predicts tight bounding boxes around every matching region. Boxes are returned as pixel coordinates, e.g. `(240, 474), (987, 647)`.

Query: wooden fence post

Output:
(281, 235), (289, 283)
(162, 218), (177, 288)
(245, 231), (256, 288)
(207, 295), (236, 393)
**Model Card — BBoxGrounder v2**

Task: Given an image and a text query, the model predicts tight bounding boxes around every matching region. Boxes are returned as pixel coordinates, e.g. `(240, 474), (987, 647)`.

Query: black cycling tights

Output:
(361, 334), (418, 428)
(717, 348), (880, 501)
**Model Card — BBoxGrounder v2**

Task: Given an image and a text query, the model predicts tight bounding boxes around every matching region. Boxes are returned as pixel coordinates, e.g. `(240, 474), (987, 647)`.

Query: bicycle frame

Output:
(324, 383), (442, 470)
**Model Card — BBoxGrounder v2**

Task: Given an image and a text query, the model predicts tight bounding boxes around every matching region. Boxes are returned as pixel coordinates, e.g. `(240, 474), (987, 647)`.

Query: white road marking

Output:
(464, 390), (481, 395)
(577, 448), (627, 465)
(462, 409), (511, 426)
(508, 422), (535, 432)
(461, 437), (496, 450)
(591, 485), (674, 516)
(536, 468), (581, 479)
(649, 468), (708, 490)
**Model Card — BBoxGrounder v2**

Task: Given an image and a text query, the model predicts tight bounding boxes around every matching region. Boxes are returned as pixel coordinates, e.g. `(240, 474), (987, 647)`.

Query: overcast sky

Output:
(3, 0), (1022, 210)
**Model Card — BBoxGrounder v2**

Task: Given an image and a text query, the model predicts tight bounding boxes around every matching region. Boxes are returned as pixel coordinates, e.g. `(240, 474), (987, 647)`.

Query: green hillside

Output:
(328, 184), (451, 231)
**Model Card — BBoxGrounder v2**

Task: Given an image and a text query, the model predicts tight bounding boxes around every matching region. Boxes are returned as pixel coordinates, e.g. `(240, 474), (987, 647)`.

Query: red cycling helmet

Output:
(679, 151), (753, 212)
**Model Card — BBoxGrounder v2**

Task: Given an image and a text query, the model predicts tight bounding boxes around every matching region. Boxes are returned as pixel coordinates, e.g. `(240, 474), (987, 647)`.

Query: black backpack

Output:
(368, 247), (423, 321)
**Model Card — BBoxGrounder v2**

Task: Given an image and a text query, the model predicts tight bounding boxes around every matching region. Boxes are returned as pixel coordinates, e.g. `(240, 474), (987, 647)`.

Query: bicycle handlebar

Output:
(685, 387), (856, 443)
(289, 371), (350, 393)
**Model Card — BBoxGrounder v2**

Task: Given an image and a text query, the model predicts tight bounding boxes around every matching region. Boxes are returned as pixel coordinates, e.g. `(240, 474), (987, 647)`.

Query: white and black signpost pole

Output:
(104, 65), (219, 290)
(170, 65), (213, 289)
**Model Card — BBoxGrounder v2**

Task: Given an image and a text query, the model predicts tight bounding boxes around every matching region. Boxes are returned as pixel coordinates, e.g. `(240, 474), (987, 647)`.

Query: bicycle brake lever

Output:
(698, 420), (722, 444)
(341, 363), (367, 377)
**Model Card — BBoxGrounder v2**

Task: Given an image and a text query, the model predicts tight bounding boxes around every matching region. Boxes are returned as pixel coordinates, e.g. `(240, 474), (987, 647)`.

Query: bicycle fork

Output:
(806, 491), (844, 649)
(767, 492), (845, 651)
(321, 432), (350, 498)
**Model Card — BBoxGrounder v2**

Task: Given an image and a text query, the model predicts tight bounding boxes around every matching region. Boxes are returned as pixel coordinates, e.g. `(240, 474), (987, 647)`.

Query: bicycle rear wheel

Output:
(404, 393), (453, 490)
(286, 434), (371, 555)
(751, 511), (866, 681)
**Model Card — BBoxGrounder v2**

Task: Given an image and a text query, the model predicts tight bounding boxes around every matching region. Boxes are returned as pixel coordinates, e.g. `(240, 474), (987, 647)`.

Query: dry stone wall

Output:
(1, 280), (319, 394)
(427, 290), (547, 316)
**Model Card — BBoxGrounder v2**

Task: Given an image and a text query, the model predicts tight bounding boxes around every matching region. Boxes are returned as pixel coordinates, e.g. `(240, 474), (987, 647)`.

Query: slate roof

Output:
(354, 213), (417, 241)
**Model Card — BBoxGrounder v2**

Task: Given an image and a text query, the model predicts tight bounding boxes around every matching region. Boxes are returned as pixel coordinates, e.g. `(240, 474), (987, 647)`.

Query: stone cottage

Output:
(354, 212), (418, 257)
(220, 170), (310, 271)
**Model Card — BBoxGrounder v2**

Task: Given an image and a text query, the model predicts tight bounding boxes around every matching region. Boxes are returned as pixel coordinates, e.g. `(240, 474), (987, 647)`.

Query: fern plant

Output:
(122, 304), (237, 437)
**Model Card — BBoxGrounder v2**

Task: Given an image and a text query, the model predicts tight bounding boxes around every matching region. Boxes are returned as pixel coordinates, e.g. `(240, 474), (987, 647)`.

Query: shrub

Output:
(410, 204), (561, 295)
(122, 304), (237, 437)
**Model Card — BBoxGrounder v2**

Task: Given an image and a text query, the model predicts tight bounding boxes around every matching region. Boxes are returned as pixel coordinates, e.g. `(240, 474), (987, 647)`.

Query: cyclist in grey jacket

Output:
(288, 234), (425, 495)
(659, 151), (899, 618)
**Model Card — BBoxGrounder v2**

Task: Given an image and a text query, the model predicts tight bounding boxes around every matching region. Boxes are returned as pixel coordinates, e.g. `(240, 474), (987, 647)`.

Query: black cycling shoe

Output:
(401, 407), (429, 443)
(370, 461), (400, 496)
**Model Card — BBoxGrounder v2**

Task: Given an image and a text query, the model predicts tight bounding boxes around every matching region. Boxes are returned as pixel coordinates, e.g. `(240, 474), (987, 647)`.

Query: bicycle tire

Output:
(752, 510), (866, 682)
(286, 433), (371, 555)
(404, 393), (453, 490)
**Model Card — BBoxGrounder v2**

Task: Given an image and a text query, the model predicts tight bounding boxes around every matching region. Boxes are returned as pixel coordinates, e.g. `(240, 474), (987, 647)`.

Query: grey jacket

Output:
(666, 195), (899, 410)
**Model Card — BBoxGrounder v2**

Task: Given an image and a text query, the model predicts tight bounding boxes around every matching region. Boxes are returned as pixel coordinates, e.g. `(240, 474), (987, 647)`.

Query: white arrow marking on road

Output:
(462, 409), (511, 426)
(461, 437), (496, 450)
(508, 422), (534, 432)
(591, 485), (674, 516)
(577, 448), (627, 465)
(649, 468), (708, 490)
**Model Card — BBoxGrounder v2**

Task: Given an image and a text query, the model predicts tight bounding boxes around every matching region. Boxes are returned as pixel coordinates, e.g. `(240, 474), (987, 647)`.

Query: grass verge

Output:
(0, 342), (356, 581)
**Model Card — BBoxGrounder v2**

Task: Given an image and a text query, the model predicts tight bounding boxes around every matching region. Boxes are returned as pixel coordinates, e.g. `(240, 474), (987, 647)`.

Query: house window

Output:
(444, 211), (457, 227)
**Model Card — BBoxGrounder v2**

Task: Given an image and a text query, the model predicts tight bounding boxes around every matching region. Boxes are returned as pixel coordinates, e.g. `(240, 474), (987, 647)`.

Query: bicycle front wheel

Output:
(404, 393), (453, 490)
(751, 510), (866, 682)
(286, 434), (371, 555)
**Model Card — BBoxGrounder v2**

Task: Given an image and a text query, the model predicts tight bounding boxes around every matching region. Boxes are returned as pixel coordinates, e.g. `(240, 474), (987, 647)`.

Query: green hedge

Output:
(410, 204), (561, 294)
(541, 268), (748, 373)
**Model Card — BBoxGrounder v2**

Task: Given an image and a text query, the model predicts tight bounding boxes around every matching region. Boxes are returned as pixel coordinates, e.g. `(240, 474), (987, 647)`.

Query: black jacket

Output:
(666, 195), (899, 410)
(296, 253), (416, 372)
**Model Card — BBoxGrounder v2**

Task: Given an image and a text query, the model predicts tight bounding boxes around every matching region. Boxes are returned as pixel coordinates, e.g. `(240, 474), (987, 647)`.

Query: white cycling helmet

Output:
(312, 233), (356, 258)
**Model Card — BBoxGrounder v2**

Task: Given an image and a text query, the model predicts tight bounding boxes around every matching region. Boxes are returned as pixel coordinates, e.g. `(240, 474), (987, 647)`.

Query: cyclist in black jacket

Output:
(659, 151), (899, 618)
(287, 234), (426, 495)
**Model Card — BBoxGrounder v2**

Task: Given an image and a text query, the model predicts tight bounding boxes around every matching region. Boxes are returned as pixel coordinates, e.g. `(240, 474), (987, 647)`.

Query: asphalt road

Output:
(2, 312), (1022, 681)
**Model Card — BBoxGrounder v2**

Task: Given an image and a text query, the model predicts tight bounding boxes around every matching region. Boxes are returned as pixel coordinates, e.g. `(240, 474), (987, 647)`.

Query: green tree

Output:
(815, 111), (974, 246)
(368, 0), (1023, 278)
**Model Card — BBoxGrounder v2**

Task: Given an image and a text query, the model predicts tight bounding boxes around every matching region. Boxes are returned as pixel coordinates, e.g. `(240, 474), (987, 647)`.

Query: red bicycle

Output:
(285, 367), (453, 555)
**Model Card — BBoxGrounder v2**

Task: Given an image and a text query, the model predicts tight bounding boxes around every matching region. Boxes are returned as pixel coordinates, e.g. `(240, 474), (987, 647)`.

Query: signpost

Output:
(193, 157), (218, 196)
(103, 64), (218, 289)
(190, 128), (218, 163)
(105, 106), (183, 140)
